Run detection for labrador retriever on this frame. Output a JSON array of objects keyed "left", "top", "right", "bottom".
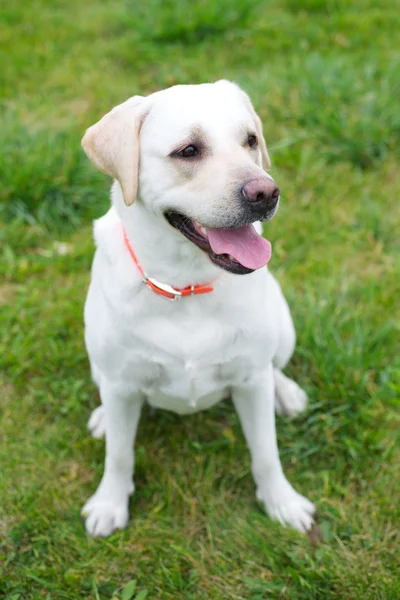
[{"left": 81, "top": 80, "right": 315, "bottom": 537}]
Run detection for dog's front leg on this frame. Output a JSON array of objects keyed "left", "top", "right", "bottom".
[
  {"left": 82, "top": 383, "right": 144, "bottom": 537},
  {"left": 232, "top": 364, "right": 315, "bottom": 532}
]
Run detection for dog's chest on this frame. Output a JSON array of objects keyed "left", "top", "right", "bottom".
[
  {"left": 135, "top": 356, "right": 249, "bottom": 414},
  {"left": 120, "top": 312, "right": 263, "bottom": 409},
  {"left": 135, "top": 353, "right": 250, "bottom": 391}
]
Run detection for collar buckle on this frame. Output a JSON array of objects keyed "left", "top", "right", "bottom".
[
  {"left": 123, "top": 225, "right": 213, "bottom": 300},
  {"left": 143, "top": 275, "right": 182, "bottom": 301}
]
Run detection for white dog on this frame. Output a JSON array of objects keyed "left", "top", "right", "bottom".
[{"left": 81, "top": 80, "right": 315, "bottom": 537}]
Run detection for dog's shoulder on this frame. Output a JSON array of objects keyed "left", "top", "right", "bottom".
[{"left": 93, "top": 207, "right": 124, "bottom": 265}]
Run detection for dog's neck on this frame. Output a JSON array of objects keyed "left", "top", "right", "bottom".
[{"left": 112, "top": 182, "right": 222, "bottom": 288}]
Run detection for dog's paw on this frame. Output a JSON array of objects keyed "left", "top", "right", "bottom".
[
  {"left": 274, "top": 371, "right": 308, "bottom": 417},
  {"left": 88, "top": 405, "right": 105, "bottom": 439},
  {"left": 81, "top": 494, "right": 129, "bottom": 537},
  {"left": 257, "top": 480, "right": 315, "bottom": 533}
]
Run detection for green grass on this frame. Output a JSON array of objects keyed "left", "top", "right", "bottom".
[{"left": 0, "top": 0, "right": 399, "bottom": 598}]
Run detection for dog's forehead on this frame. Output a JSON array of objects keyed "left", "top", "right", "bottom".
[{"left": 146, "top": 82, "right": 252, "bottom": 135}]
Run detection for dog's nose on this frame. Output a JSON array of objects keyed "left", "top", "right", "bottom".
[{"left": 241, "top": 178, "right": 280, "bottom": 212}]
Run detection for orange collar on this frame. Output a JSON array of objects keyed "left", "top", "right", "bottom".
[{"left": 123, "top": 226, "right": 214, "bottom": 301}]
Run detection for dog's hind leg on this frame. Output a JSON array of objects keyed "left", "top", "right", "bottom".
[
  {"left": 87, "top": 362, "right": 106, "bottom": 438},
  {"left": 274, "top": 368, "right": 307, "bottom": 417},
  {"left": 88, "top": 404, "right": 106, "bottom": 439},
  {"left": 272, "top": 288, "right": 307, "bottom": 417}
]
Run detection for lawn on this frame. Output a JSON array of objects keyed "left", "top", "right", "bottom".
[{"left": 0, "top": 0, "right": 399, "bottom": 598}]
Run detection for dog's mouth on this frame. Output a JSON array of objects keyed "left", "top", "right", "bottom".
[{"left": 165, "top": 211, "right": 271, "bottom": 275}]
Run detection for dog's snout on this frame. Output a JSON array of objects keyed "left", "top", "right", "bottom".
[{"left": 241, "top": 178, "right": 280, "bottom": 212}]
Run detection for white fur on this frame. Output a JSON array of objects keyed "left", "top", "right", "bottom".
[{"left": 81, "top": 81, "right": 315, "bottom": 537}]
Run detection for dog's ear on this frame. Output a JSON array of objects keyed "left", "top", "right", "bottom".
[
  {"left": 250, "top": 106, "right": 271, "bottom": 171},
  {"left": 82, "top": 96, "right": 149, "bottom": 206},
  {"left": 239, "top": 89, "right": 271, "bottom": 171}
]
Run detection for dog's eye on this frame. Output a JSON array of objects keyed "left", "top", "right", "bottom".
[
  {"left": 177, "top": 145, "right": 199, "bottom": 158},
  {"left": 247, "top": 134, "right": 258, "bottom": 148}
]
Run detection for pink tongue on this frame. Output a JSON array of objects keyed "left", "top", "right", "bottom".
[{"left": 206, "top": 224, "right": 271, "bottom": 270}]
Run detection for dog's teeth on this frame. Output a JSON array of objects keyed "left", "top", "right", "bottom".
[{"left": 200, "top": 226, "right": 207, "bottom": 235}]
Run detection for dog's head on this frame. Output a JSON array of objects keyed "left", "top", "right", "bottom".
[{"left": 82, "top": 80, "right": 279, "bottom": 274}]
